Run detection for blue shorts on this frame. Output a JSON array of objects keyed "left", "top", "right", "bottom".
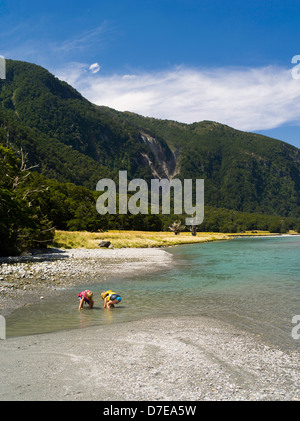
[{"left": 110, "top": 294, "right": 121, "bottom": 302}]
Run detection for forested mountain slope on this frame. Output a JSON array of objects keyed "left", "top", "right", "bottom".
[{"left": 0, "top": 59, "right": 299, "bottom": 218}]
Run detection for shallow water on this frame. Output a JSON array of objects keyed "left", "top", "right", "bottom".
[{"left": 6, "top": 236, "right": 300, "bottom": 350}]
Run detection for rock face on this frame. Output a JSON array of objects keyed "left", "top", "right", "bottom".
[{"left": 140, "top": 132, "right": 179, "bottom": 180}]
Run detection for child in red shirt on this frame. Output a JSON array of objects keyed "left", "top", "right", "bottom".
[{"left": 78, "top": 290, "right": 94, "bottom": 310}]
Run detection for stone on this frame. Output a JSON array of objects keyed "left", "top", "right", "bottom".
[{"left": 99, "top": 241, "right": 111, "bottom": 248}]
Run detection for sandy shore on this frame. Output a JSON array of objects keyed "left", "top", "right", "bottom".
[
  {"left": 0, "top": 315, "right": 299, "bottom": 401},
  {"left": 0, "top": 247, "right": 173, "bottom": 316}
]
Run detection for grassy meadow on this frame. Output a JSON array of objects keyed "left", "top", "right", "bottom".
[{"left": 50, "top": 230, "right": 284, "bottom": 250}]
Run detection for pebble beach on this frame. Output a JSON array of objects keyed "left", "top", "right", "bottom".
[
  {"left": 1, "top": 315, "right": 300, "bottom": 401},
  {"left": 0, "top": 247, "right": 300, "bottom": 401}
]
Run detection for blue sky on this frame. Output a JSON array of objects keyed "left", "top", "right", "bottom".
[{"left": 1, "top": 0, "right": 300, "bottom": 148}]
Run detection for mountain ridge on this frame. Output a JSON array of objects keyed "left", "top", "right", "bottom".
[{"left": 0, "top": 59, "right": 299, "bottom": 218}]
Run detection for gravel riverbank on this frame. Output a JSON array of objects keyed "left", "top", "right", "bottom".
[{"left": 1, "top": 315, "right": 299, "bottom": 401}]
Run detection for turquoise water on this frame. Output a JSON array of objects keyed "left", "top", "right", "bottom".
[{"left": 6, "top": 236, "right": 300, "bottom": 350}]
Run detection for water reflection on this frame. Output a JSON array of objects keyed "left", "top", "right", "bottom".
[{"left": 78, "top": 308, "right": 98, "bottom": 329}]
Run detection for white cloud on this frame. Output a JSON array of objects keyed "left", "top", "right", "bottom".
[
  {"left": 55, "top": 64, "right": 300, "bottom": 131},
  {"left": 89, "top": 62, "right": 101, "bottom": 73}
]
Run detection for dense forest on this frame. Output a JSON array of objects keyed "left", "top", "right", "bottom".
[
  {"left": 0, "top": 60, "right": 299, "bottom": 255},
  {"left": 1, "top": 144, "right": 299, "bottom": 256}
]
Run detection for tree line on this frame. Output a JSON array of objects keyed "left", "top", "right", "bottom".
[{"left": 1, "top": 145, "right": 299, "bottom": 256}]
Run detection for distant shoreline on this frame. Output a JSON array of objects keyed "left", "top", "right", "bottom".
[
  {"left": 50, "top": 229, "right": 233, "bottom": 249},
  {"left": 228, "top": 232, "right": 300, "bottom": 238},
  {"left": 49, "top": 229, "right": 300, "bottom": 250}
]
